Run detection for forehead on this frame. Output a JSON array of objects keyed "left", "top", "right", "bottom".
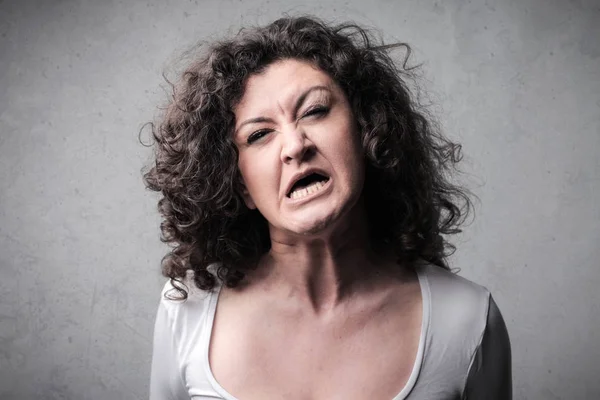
[{"left": 234, "top": 59, "right": 335, "bottom": 116}]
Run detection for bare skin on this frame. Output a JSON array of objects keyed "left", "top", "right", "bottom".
[{"left": 209, "top": 60, "right": 423, "bottom": 400}]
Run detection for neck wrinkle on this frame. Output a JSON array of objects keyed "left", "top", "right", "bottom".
[{"left": 259, "top": 204, "right": 391, "bottom": 314}]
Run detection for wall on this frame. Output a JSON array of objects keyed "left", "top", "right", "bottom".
[{"left": 1, "top": 0, "right": 599, "bottom": 399}]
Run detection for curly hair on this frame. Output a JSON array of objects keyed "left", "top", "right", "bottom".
[{"left": 143, "top": 16, "right": 472, "bottom": 297}]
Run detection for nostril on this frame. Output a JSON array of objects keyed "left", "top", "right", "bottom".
[{"left": 280, "top": 132, "right": 315, "bottom": 163}]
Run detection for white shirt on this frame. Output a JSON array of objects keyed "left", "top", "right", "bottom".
[{"left": 149, "top": 261, "right": 512, "bottom": 399}]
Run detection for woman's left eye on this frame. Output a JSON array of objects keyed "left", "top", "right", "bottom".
[{"left": 302, "top": 106, "right": 329, "bottom": 118}]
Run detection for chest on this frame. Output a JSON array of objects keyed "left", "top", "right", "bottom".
[{"left": 208, "top": 293, "right": 423, "bottom": 400}]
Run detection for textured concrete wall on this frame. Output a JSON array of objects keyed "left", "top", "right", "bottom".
[{"left": 1, "top": 0, "right": 598, "bottom": 399}]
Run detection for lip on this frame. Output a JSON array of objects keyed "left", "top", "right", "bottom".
[
  {"left": 284, "top": 168, "right": 331, "bottom": 199},
  {"left": 285, "top": 175, "right": 333, "bottom": 205}
]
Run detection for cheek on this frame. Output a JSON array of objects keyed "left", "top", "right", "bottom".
[
  {"left": 337, "top": 132, "right": 365, "bottom": 188},
  {"left": 237, "top": 157, "right": 249, "bottom": 184},
  {"left": 238, "top": 153, "right": 277, "bottom": 198},
  {"left": 238, "top": 156, "right": 258, "bottom": 194},
  {"left": 330, "top": 123, "right": 363, "bottom": 167}
]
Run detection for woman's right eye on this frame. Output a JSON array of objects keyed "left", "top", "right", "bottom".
[{"left": 247, "top": 129, "right": 271, "bottom": 144}]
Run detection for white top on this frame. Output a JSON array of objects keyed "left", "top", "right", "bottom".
[{"left": 149, "top": 262, "right": 512, "bottom": 400}]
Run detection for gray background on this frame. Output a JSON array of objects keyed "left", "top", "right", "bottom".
[{"left": 1, "top": 0, "right": 599, "bottom": 399}]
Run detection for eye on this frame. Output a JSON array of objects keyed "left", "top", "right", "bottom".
[
  {"left": 302, "top": 105, "right": 329, "bottom": 119},
  {"left": 247, "top": 129, "right": 272, "bottom": 144}
]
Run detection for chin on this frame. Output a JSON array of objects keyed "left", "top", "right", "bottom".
[
  {"left": 286, "top": 207, "right": 346, "bottom": 237},
  {"left": 274, "top": 191, "right": 364, "bottom": 238},
  {"left": 293, "top": 220, "right": 333, "bottom": 236}
]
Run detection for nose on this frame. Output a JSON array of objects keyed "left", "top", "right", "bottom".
[{"left": 280, "top": 125, "right": 314, "bottom": 164}]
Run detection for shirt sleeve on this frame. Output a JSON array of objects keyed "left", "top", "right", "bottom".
[
  {"left": 462, "top": 294, "right": 512, "bottom": 400},
  {"left": 149, "top": 297, "right": 190, "bottom": 400}
]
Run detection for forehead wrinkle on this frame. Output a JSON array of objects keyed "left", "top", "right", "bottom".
[
  {"left": 241, "top": 84, "right": 331, "bottom": 121},
  {"left": 277, "top": 99, "right": 285, "bottom": 116},
  {"left": 234, "top": 61, "right": 338, "bottom": 134}
]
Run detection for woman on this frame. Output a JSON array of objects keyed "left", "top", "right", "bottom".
[{"left": 145, "top": 16, "right": 512, "bottom": 400}]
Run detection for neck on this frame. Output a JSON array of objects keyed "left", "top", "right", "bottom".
[{"left": 256, "top": 203, "right": 395, "bottom": 314}]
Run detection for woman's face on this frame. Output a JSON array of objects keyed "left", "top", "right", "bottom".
[{"left": 233, "top": 59, "right": 365, "bottom": 237}]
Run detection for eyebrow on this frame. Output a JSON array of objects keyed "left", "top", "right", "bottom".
[{"left": 235, "top": 85, "right": 331, "bottom": 134}]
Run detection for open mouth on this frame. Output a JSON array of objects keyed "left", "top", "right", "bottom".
[{"left": 287, "top": 173, "right": 330, "bottom": 200}]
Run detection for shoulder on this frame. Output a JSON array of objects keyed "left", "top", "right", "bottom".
[
  {"left": 416, "top": 261, "right": 498, "bottom": 351},
  {"left": 156, "top": 270, "right": 218, "bottom": 334},
  {"left": 151, "top": 271, "right": 219, "bottom": 399},
  {"left": 411, "top": 261, "right": 512, "bottom": 394},
  {"left": 418, "top": 261, "right": 491, "bottom": 322}
]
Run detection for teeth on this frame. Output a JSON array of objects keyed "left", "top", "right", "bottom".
[{"left": 290, "top": 180, "right": 326, "bottom": 200}]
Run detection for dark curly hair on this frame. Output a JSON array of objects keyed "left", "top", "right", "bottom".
[{"left": 143, "top": 16, "right": 472, "bottom": 297}]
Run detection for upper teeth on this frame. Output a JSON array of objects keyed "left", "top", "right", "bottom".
[{"left": 290, "top": 180, "right": 326, "bottom": 199}]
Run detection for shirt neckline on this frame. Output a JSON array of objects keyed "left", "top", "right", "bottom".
[{"left": 202, "top": 263, "right": 431, "bottom": 400}]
